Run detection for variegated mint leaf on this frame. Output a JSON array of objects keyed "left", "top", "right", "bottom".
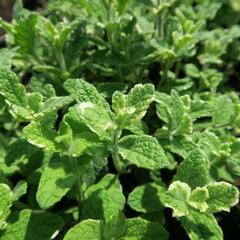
[
  {"left": 164, "top": 181, "right": 191, "bottom": 217},
  {"left": 112, "top": 84, "right": 154, "bottom": 127},
  {"left": 206, "top": 182, "right": 239, "bottom": 213}
]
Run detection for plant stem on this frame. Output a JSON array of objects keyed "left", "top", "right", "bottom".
[
  {"left": 0, "top": 133, "right": 8, "bottom": 149},
  {"left": 68, "top": 145, "right": 83, "bottom": 206},
  {"left": 58, "top": 50, "right": 67, "bottom": 72},
  {"left": 112, "top": 127, "right": 123, "bottom": 172},
  {"left": 158, "top": 60, "right": 171, "bottom": 89},
  {"left": 75, "top": 176, "right": 83, "bottom": 204},
  {"left": 157, "top": 0, "right": 164, "bottom": 38},
  {"left": 175, "top": 61, "right": 181, "bottom": 77}
]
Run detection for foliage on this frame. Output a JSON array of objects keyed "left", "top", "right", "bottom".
[{"left": 0, "top": 0, "right": 240, "bottom": 239}]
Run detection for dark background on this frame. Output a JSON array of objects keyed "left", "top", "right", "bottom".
[{"left": 0, "top": 0, "right": 47, "bottom": 36}]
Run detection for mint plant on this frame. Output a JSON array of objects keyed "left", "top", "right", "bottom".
[{"left": 0, "top": 0, "right": 240, "bottom": 239}]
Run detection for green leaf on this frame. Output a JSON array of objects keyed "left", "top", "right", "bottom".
[
  {"left": 212, "top": 95, "right": 235, "bottom": 126},
  {"left": 165, "top": 181, "right": 191, "bottom": 217},
  {"left": 81, "top": 174, "right": 125, "bottom": 220},
  {"left": 226, "top": 141, "right": 240, "bottom": 176},
  {"left": 36, "top": 156, "right": 78, "bottom": 209},
  {"left": 1, "top": 209, "right": 64, "bottom": 240},
  {"left": 155, "top": 90, "right": 192, "bottom": 136},
  {"left": 181, "top": 212, "right": 223, "bottom": 240},
  {"left": 63, "top": 219, "right": 102, "bottom": 240},
  {"left": 112, "top": 84, "right": 154, "bottom": 127},
  {"left": 154, "top": 92, "right": 171, "bottom": 124},
  {"left": 185, "top": 64, "right": 200, "bottom": 78},
  {"left": 40, "top": 96, "right": 73, "bottom": 114},
  {"left": 59, "top": 113, "right": 109, "bottom": 158},
  {"left": 128, "top": 182, "right": 166, "bottom": 213},
  {"left": 12, "top": 181, "right": 27, "bottom": 201},
  {"left": 189, "top": 187, "right": 209, "bottom": 212},
  {"left": 64, "top": 80, "right": 115, "bottom": 140},
  {"left": 23, "top": 112, "right": 58, "bottom": 152},
  {"left": 163, "top": 135, "right": 197, "bottom": 158},
  {"left": 76, "top": 102, "right": 115, "bottom": 140},
  {"left": 5, "top": 139, "right": 41, "bottom": 166},
  {"left": 12, "top": 0, "right": 29, "bottom": 20},
  {"left": 230, "top": 0, "right": 240, "bottom": 11},
  {"left": 103, "top": 211, "right": 127, "bottom": 239},
  {"left": 0, "top": 68, "right": 28, "bottom": 118},
  {"left": 0, "top": 48, "right": 15, "bottom": 69},
  {"left": 27, "top": 92, "right": 43, "bottom": 114},
  {"left": 123, "top": 218, "right": 169, "bottom": 240},
  {"left": 94, "top": 82, "right": 128, "bottom": 98},
  {"left": 190, "top": 99, "right": 212, "bottom": 120},
  {"left": 175, "top": 149, "right": 210, "bottom": 189},
  {"left": 125, "top": 120, "right": 148, "bottom": 135},
  {"left": 206, "top": 182, "right": 239, "bottom": 213},
  {"left": 14, "top": 14, "right": 39, "bottom": 55},
  {"left": 0, "top": 184, "right": 13, "bottom": 230},
  {"left": 64, "top": 78, "right": 112, "bottom": 114},
  {"left": 118, "top": 135, "right": 170, "bottom": 170}
]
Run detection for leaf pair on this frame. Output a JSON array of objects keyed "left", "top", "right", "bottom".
[
  {"left": 64, "top": 211, "right": 168, "bottom": 240},
  {"left": 165, "top": 181, "right": 239, "bottom": 240}
]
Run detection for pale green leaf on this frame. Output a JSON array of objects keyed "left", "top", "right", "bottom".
[
  {"left": 206, "top": 182, "right": 239, "bottom": 213},
  {"left": 112, "top": 84, "right": 154, "bottom": 127},
  {"left": 189, "top": 187, "right": 209, "bottom": 212},
  {"left": 165, "top": 181, "right": 191, "bottom": 217}
]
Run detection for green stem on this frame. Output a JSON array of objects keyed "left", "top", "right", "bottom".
[
  {"left": 75, "top": 177, "right": 83, "bottom": 204},
  {"left": 156, "top": 0, "right": 164, "bottom": 38},
  {"left": 68, "top": 146, "right": 83, "bottom": 206},
  {"left": 112, "top": 127, "right": 123, "bottom": 172},
  {"left": 0, "top": 133, "right": 8, "bottom": 149},
  {"left": 175, "top": 61, "right": 181, "bottom": 77},
  {"left": 58, "top": 50, "right": 67, "bottom": 72},
  {"left": 158, "top": 60, "right": 171, "bottom": 89},
  {"left": 101, "top": 0, "right": 111, "bottom": 21}
]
